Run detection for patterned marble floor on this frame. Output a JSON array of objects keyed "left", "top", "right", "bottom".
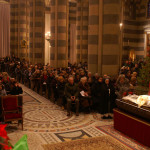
[{"left": 7, "top": 84, "right": 149, "bottom": 150}]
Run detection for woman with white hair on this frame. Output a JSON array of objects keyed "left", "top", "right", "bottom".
[
  {"left": 78, "top": 77, "right": 91, "bottom": 113},
  {"left": 115, "top": 74, "right": 130, "bottom": 99}
]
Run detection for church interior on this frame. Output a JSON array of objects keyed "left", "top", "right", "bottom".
[{"left": 0, "top": 0, "right": 150, "bottom": 149}]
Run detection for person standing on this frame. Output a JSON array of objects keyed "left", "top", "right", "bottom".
[
  {"left": 91, "top": 77, "right": 103, "bottom": 113},
  {"left": 101, "top": 78, "right": 116, "bottom": 119}
]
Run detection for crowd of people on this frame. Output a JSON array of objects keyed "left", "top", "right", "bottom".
[
  {"left": 0, "top": 55, "right": 144, "bottom": 119},
  {"left": 0, "top": 72, "right": 23, "bottom": 96}
]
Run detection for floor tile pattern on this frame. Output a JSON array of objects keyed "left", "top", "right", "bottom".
[{"left": 7, "top": 84, "right": 149, "bottom": 150}]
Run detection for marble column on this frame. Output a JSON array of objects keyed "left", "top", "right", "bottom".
[
  {"left": 10, "top": 0, "right": 18, "bottom": 56},
  {"left": 102, "top": 0, "right": 121, "bottom": 75},
  {"left": 10, "top": 0, "right": 30, "bottom": 60},
  {"left": 30, "top": 0, "right": 45, "bottom": 64},
  {"left": 88, "top": 0, "right": 99, "bottom": 73},
  {"left": 76, "top": 0, "right": 88, "bottom": 64},
  {"left": 50, "top": 0, "right": 68, "bottom": 68},
  {"left": 81, "top": 0, "right": 88, "bottom": 63},
  {"left": 76, "top": 0, "right": 82, "bottom": 63}
]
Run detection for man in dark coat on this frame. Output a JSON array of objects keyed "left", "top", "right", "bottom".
[
  {"left": 24, "top": 68, "right": 32, "bottom": 88},
  {"left": 10, "top": 82, "right": 23, "bottom": 95},
  {"left": 57, "top": 76, "right": 66, "bottom": 108},
  {"left": 91, "top": 77, "right": 103, "bottom": 113},
  {"left": 15, "top": 65, "right": 21, "bottom": 82},
  {"left": 32, "top": 69, "right": 41, "bottom": 93},
  {"left": 47, "top": 72, "right": 54, "bottom": 99},
  {"left": 65, "top": 76, "right": 79, "bottom": 116}
]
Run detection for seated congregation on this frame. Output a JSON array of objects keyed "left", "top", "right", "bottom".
[{"left": 0, "top": 56, "right": 142, "bottom": 119}]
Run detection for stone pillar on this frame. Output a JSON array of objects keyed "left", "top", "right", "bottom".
[
  {"left": 88, "top": 0, "right": 99, "bottom": 73},
  {"left": 88, "top": 0, "right": 121, "bottom": 75},
  {"left": 10, "top": 0, "right": 45, "bottom": 64},
  {"left": 29, "top": 0, "right": 34, "bottom": 63},
  {"left": 31, "top": 0, "right": 45, "bottom": 64},
  {"left": 76, "top": 0, "right": 88, "bottom": 64},
  {"left": 10, "top": 0, "right": 18, "bottom": 56},
  {"left": 102, "top": 0, "right": 121, "bottom": 75},
  {"left": 50, "top": 0, "right": 68, "bottom": 68},
  {"left": 82, "top": 0, "right": 88, "bottom": 63},
  {"left": 76, "top": 0, "right": 82, "bottom": 63},
  {"left": 68, "top": 2, "right": 77, "bottom": 62},
  {"left": 10, "top": 0, "right": 30, "bottom": 60},
  {"left": 18, "top": 0, "right": 30, "bottom": 60},
  {"left": 50, "top": 0, "right": 56, "bottom": 67}
]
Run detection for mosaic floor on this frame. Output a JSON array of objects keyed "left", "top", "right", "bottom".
[{"left": 7, "top": 84, "right": 149, "bottom": 150}]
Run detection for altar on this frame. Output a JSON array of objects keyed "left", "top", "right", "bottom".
[{"left": 114, "top": 95, "right": 150, "bottom": 147}]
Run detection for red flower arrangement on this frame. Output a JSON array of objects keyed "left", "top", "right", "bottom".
[
  {"left": 0, "top": 124, "right": 12, "bottom": 150},
  {"left": 0, "top": 124, "right": 29, "bottom": 150}
]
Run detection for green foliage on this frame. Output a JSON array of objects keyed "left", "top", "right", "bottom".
[
  {"left": 13, "top": 135, "right": 29, "bottom": 150},
  {"left": 137, "top": 57, "right": 150, "bottom": 87},
  {"left": 0, "top": 136, "right": 5, "bottom": 144},
  {"left": 135, "top": 86, "right": 149, "bottom": 95}
]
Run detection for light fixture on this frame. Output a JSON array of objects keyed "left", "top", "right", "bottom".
[
  {"left": 45, "top": 31, "right": 51, "bottom": 43},
  {"left": 119, "top": 23, "right": 123, "bottom": 31},
  {"left": 119, "top": 23, "right": 123, "bottom": 27}
]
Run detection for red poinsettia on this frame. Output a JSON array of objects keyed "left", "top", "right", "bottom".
[
  {"left": 3, "top": 145, "right": 12, "bottom": 150},
  {"left": 0, "top": 124, "right": 9, "bottom": 140},
  {"left": 0, "top": 124, "right": 12, "bottom": 150}
]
